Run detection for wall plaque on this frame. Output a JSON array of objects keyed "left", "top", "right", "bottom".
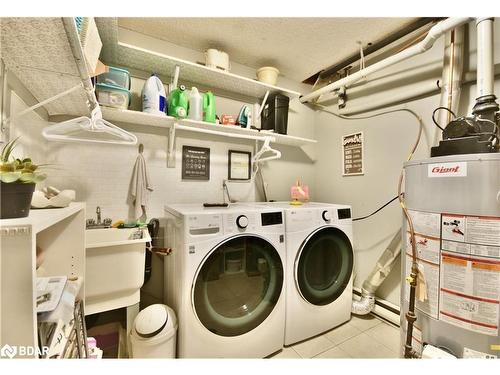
[
  {"left": 342, "top": 132, "right": 364, "bottom": 176},
  {"left": 182, "top": 145, "right": 210, "bottom": 180}
]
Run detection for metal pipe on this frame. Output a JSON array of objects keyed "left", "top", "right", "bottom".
[
  {"left": 476, "top": 18, "right": 495, "bottom": 97},
  {"left": 338, "top": 79, "right": 439, "bottom": 116},
  {"left": 300, "top": 17, "right": 473, "bottom": 104},
  {"left": 447, "top": 30, "right": 456, "bottom": 123},
  {"left": 333, "top": 64, "right": 500, "bottom": 116},
  {"left": 437, "top": 27, "right": 464, "bottom": 128}
]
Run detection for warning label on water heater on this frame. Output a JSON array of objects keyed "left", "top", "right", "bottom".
[
  {"left": 405, "top": 210, "right": 500, "bottom": 336},
  {"left": 439, "top": 214, "right": 500, "bottom": 336}
]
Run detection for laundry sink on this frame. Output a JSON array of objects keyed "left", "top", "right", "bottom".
[{"left": 85, "top": 227, "right": 151, "bottom": 315}]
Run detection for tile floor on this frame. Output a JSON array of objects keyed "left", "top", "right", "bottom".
[{"left": 270, "top": 314, "right": 401, "bottom": 359}]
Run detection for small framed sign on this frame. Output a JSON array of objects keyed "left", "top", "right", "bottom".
[
  {"left": 342, "top": 132, "right": 364, "bottom": 176},
  {"left": 228, "top": 150, "right": 251, "bottom": 180},
  {"left": 182, "top": 145, "right": 210, "bottom": 180}
]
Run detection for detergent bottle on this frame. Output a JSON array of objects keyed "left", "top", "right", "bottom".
[
  {"left": 142, "top": 74, "right": 167, "bottom": 115},
  {"left": 203, "top": 91, "right": 216, "bottom": 123},
  {"left": 188, "top": 87, "right": 203, "bottom": 121},
  {"left": 168, "top": 85, "right": 189, "bottom": 119}
]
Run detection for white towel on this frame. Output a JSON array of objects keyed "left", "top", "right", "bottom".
[{"left": 130, "top": 153, "right": 153, "bottom": 220}]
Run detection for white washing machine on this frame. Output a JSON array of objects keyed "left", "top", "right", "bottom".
[
  {"left": 256, "top": 202, "right": 354, "bottom": 346},
  {"left": 163, "top": 203, "right": 286, "bottom": 358}
]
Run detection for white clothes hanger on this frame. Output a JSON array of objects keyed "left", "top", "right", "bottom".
[
  {"left": 252, "top": 136, "right": 281, "bottom": 164},
  {"left": 41, "top": 81, "right": 137, "bottom": 145},
  {"left": 42, "top": 105, "right": 137, "bottom": 145},
  {"left": 6, "top": 80, "right": 137, "bottom": 145}
]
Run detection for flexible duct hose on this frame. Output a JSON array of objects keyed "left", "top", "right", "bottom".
[{"left": 352, "top": 231, "right": 402, "bottom": 315}]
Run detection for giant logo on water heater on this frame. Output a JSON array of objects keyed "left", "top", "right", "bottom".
[{"left": 428, "top": 162, "right": 467, "bottom": 177}]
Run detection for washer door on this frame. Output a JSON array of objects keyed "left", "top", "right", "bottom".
[
  {"left": 192, "top": 235, "right": 284, "bottom": 337},
  {"left": 296, "top": 227, "right": 353, "bottom": 306}
]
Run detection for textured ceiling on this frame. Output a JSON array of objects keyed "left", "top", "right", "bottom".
[{"left": 118, "top": 17, "right": 417, "bottom": 82}]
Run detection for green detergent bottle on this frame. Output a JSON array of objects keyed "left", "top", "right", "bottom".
[
  {"left": 203, "top": 91, "right": 216, "bottom": 123},
  {"left": 168, "top": 85, "right": 188, "bottom": 119}
]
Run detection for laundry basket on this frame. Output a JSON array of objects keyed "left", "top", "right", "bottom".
[{"left": 130, "top": 304, "right": 177, "bottom": 358}]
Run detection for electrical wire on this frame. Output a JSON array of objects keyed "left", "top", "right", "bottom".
[
  {"left": 431, "top": 106, "right": 457, "bottom": 131},
  {"left": 313, "top": 102, "right": 423, "bottom": 358},
  {"left": 352, "top": 195, "right": 400, "bottom": 221}
]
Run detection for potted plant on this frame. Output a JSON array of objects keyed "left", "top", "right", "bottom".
[{"left": 0, "top": 137, "right": 47, "bottom": 219}]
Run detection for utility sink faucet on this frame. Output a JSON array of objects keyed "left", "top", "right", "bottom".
[
  {"left": 96, "top": 206, "right": 102, "bottom": 225},
  {"left": 86, "top": 206, "right": 112, "bottom": 229}
]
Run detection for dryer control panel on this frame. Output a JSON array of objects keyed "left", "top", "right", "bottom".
[
  {"left": 188, "top": 214, "right": 222, "bottom": 235},
  {"left": 224, "top": 213, "right": 258, "bottom": 234}
]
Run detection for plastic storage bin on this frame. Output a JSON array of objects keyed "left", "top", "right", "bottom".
[
  {"left": 261, "top": 93, "right": 289, "bottom": 134},
  {"left": 130, "top": 304, "right": 177, "bottom": 358},
  {"left": 96, "top": 83, "right": 131, "bottom": 109},
  {"left": 97, "top": 66, "right": 131, "bottom": 90}
]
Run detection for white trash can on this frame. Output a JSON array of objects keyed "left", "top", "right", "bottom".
[{"left": 130, "top": 304, "right": 177, "bottom": 358}]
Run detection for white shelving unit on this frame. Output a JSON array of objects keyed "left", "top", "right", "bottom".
[
  {"left": 0, "top": 203, "right": 86, "bottom": 358},
  {"left": 114, "top": 40, "right": 301, "bottom": 100},
  {"left": 101, "top": 107, "right": 317, "bottom": 166},
  {"left": 101, "top": 107, "right": 317, "bottom": 147}
]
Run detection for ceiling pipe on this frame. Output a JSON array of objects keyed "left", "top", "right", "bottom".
[
  {"left": 304, "top": 18, "right": 441, "bottom": 85},
  {"left": 322, "top": 64, "right": 500, "bottom": 116},
  {"left": 472, "top": 18, "right": 499, "bottom": 123},
  {"left": 437, "top": 27, "right": 465, "bottom": 131},
  {"left": 476, "top": 18, "right": 495, "bottom": 98},
  {"left": 338, "top": 79, "right": 439, "bottom": 116},
  {"left": 300, "top": 17, "right": 473, "bottom": 104}
]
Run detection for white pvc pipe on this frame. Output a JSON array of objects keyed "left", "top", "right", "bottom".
[
  {"left": 300, "top": 17, "right": 473, "bottom": 104},
  {"left": 352, "top": 231, "right": 401, "bottom": 315},
  {"left": 317, "top": 61, "right": 442, "bottom": 104},
  {"left": 476, "top": 18, "right": 495, "bottom": 97}
]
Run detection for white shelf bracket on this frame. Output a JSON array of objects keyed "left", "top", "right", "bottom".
[{"left": 167, "top": 123, "right": 177, "bottom": 168}]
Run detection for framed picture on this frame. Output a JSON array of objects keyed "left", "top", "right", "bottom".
[
  {"left": 228, "top": 150, "right": 251, "bottom": 180},
  {"left": 342, "top": 131, "right": 364, "bottom": 176},
  {"left": 182, "top": 145, "right": 210, "bottom": 180}
]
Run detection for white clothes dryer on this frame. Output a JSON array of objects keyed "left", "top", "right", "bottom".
[
  {"left": 163, "top": 203, "right": 286, "bottom": 358},
  {"left": 257, "top": 202, "right": 354, "bottom": 346}
]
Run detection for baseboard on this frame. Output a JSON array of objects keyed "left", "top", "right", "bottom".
[{"left": 352, "top": 287, "right": 400, "bottom": 326}]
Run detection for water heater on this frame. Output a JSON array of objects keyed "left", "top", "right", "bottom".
[{"left": 400, "top": 153, "right": 500, "bottom": 358}]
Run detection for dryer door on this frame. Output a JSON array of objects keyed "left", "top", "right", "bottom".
[
  {"left": 192, "top": 235, "right": 284, "bottom": 337},
  {"left": 295, "top": 226, "right": 353, "bottom": 306}
]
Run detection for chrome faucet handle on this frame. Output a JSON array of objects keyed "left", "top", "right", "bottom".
[
  {"left": 86, "top": 218, "right": 95, "bottom": 225},
  {"left": 103, "top": 218, "right": 112, "bottom": 227}
]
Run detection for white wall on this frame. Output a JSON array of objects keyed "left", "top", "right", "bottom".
[{"left": 314, "top": 19, "right": 500, "bottom": 306}]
